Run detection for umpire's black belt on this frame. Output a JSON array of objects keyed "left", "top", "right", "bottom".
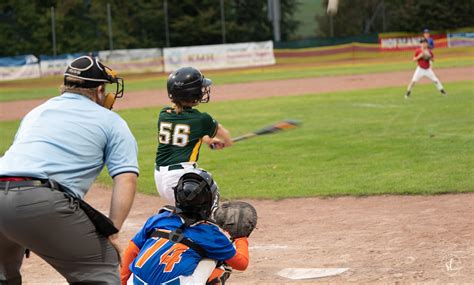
[
  {"left": 0, "top": 177, "right": 118, "bottom": 237},
  {"left": 0, "top": 178, "right": 62, "bottom": 191}
]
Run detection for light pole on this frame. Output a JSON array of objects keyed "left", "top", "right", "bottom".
[
  {"left": 164, "top": 0, "right": 170, "bottom": 47},
  {"left": 107, "top": 3, "right": 114, "bottom": 51},
  {"left": 51, "top": 6, "right": 57, "bottom": 56},
  {"left": 220, "top": 0, "right": 226, "bottom": 43},
  {"left": 268, "top": 0, "right": 281, "bottom": 42},
  {"left": 329, "top": 15, "right": 334, "bottom": 37}
]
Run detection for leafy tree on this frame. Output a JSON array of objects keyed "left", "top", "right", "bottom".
[
  {"left": 0, "top": 0, "right": 299, "bottom": 57},
  {"left": 316, "top": 0, "right": 384, "bottom": 37},
  {"left": 386, "top": 0, "right": 474, "bottom": 32},
  {"left": 0, "top": 0, "right": 55, "bottom": 56},
  {"left": 316, "top": 0, "right": 474, "bottom": 38},
  {"left": 226, "top": 0, "right": 299, "bottom": 43},
  {"left": 168, "top": 0, "right": 222, "bottom": 46},
  {"left": 166, "top": 0, "right": 299, "bottom": 46}
]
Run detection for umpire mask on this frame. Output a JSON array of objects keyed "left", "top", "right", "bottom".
[{"left": 64, "top": 56, "right": 124, "bottom": 109}]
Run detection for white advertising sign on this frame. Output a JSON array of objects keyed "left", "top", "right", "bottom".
[
  {"left": 163, "top": 41, "right": 276, "bottom": 72},
  {"left": 39, "top": 56, "right": 76, "bottom": 77},
  {"left": 99, "top": 48, "right": 163, "bottom": 73},
  {"left": 0, "top": 55, "right": 40, "bottom": 81}
]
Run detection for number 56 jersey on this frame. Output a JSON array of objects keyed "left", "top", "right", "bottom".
[
  {"left": 129, "top": 211, "right": 236, "bottom": 283},
  {"left": 155, "top": 107, "right": 218, "bottom": 168}
]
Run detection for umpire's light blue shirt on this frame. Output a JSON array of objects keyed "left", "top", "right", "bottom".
[{"left": 0, "top": 92, "right": 139, "bottom": 198}]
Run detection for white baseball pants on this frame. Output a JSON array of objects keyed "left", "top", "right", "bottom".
[
  {"left": 410, "top": 66, "right": 444, "bottom": 91},
  {"left": 154, "top": 162, "right": 197, "bottom": 204},
  {"left": 128, "top": 258, "right": 216, "bottom": 284}
]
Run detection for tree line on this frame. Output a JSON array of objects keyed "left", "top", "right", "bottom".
[
  {"left": 316, "top": 0, "right": 473, "bottom": 37},
  {"left": 0, "top": 0, "right": 472, "bottom": 57},
  {"left": 0, "top": 0, "right": 298, "bottom": 57}
]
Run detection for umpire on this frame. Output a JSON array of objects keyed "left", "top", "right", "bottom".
[{"left": 0, "top": 56, "right": 139, "bottom": 284}]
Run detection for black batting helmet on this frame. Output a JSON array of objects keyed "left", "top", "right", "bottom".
[
  {"left": 174, "top": 169, "right": 219, "bottom": 222},
  {"left": 167, "top": 67, "right": 212, "bottom": 103}
]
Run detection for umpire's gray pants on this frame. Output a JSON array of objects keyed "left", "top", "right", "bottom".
[{"left": 0, "top": 186, "right": 119, "bottom": 284}]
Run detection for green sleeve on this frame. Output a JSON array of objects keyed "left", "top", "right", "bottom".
[{"left": 201, "top": 112, "right": 219, "bottom": 138}]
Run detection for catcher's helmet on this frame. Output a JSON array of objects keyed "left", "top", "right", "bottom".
[
  {"left": 167, "top": 67, "right": 212, "bottom": 103},
  {"left": 174, "top": 169, "right": 219, "bottom": 221}
]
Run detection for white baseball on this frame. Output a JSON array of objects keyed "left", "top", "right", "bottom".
[{"left": 327, "top": 0, "right": 339, "bottom": 16}]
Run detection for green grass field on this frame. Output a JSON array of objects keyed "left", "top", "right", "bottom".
[
  {"left": 1, "top": 81, "right": 472, "bottom": 199},
  {"left": 1, "top": 54, "right": 472, "bottom": 102}
]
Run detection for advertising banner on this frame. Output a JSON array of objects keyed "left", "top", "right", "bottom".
[
  {"left": 0, "top": 55, "right": 40, "bottom": 81},
  {"left": 39, "top": 53, "right": 86, "bottom": 77},
  {"left": 447, "top": 32, "right": 474, "bottom": 47},
  {"left": 163, "top": 41, "right": 276, "bottom": 72},
  {"left": 379, "top": 33, "right": 447, "bottom": 50},
  {"left": 98, "top": 48, "right": 163, "bottom": 73}
]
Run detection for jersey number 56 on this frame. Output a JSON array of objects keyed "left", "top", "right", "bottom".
[{"left": 159, "top": 122, "right": 190, "bottom": 147}]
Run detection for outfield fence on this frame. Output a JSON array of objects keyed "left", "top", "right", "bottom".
[
  {"left": 448, "top": 32, "right": 474, "bottom": 47},
  {"left": 1, "top": 31, "right": 473, "bottom": 82},
  {"left": 0, "top": 41, "right": 275, "bottom": 81}
]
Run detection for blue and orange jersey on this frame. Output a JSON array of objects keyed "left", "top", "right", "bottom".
[{"left": 128, "top": 210, "right": 236, "bottom": 283}]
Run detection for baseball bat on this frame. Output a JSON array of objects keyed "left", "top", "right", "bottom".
[{"left": 211, "top": 119, "right": 301, "bottom": 149}]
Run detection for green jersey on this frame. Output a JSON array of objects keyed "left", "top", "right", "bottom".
[{"left": 155, "top": 107, "right": 218, "bottom": 168}]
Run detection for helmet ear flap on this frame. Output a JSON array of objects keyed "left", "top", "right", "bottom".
[
  {"left": 174, "top": 178, "right": 185, "bottom": 208},
  {"left": 103, "top": 93, "right": 116, "bottom": 109}
]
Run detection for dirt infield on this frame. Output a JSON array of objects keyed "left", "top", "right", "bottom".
[
  {"left": 21, "top": 186, "right": 473, "bottom": 283},
  {"left": 1, "top": 66, "right": 473, "bottom": 121},
  {"left": 7, "top": 67, "right": 474, "bottom": 283}
]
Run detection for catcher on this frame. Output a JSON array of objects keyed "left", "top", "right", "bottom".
[
  {"left": 120, "top": 169, "right": 257, "bottom": 284},
  {"left": 405, "top": 38, "right": 447, "bottom": 99}
]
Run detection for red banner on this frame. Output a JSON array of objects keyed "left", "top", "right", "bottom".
[{"left": 379, "top": 34, "right": 447, "bottom": 51}]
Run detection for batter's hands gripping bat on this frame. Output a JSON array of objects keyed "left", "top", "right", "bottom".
[{"left": 211, "top": 119, "right": 301, "bottom": 149}]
